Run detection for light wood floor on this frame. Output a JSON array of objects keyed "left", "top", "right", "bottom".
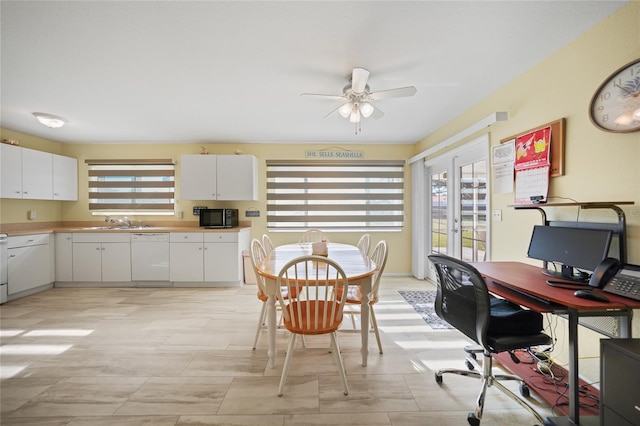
[{"left": 0, "top": 276, "right": 554, "bottom": 425}]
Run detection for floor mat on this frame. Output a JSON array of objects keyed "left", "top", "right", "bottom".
[{"left": 398, "top": 290, "right": 453, "bottom": 329}]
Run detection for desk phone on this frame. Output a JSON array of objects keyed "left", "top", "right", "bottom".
[{"left": 601, "top": 263, "right": 640, "bottom": 301}]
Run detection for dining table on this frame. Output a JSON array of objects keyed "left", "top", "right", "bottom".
[{"left": 256, "top": 242, "right": 377, "bottom": 368}]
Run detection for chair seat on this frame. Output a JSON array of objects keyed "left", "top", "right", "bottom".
[
  {"left": 487, "top": 332, "right": 552, "bottom": 354},
  {"left": 283, "top": 301, "right": 344, "bottom": 335},
  {"left": 344, "top": 286, "right": 378, "bottom": 305}
]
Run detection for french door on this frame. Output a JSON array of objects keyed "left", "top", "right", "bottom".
[{"left": 425, "top": 137, "right": 488, "bottom": 275}]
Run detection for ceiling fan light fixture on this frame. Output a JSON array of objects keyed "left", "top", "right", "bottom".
[
  {"left": 349, "top": 109, "right": 361, "bottom": 123},
  {"left": 33, "top": 112, "right": 67, "bottom": 128},
  {"left": 338, "top": 102, "right": 353, "bottom": 118},
  {"left": 360, "top": 102, "right": 374, "bottom": 118}
]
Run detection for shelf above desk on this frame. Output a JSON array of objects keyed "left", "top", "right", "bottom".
[
  {"left": 508, "top": 201, "right": 634, "bottom": 209},
  {"left": 509, "top": 201, "right": 634, "bottom": 264}
]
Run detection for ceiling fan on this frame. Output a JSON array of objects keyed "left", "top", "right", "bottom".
[{"left": 301, "top": 67, "right": 417, "bottom": 134}]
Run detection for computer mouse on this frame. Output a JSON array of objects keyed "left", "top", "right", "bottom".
[{"left": 573, "top": 289, "right": 610, "bottom": 302}]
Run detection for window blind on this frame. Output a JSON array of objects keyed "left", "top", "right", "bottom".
[
  {"left": 266, "top": 159, "right": 405, "bottom": 231},
  {"left": 85, "top": 159, "right": 175, "bottom": 215}
]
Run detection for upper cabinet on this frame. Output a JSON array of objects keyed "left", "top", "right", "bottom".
[
  {"left": 180, "top": 154, "right": 258, "bottom": 201},
  {"left": 53, "top": 154, "right": 78, "bottom": 201},
  {"left": 0, "top": 144, "right": 78, "bottom": 200}
]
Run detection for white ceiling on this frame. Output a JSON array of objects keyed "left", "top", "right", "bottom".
[{"left": 0, "top": 1, "right": 627, "bottom": 145}]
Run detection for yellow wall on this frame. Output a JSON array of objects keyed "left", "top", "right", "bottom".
[
  {"left": 414, "top": 2, "right": 640, "bottom": 381},
  {"left": 0, "top": 131, "right": 415, "bottom": 274}
]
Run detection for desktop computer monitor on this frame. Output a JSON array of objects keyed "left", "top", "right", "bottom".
[{"left": 527, "top": 225, "right": 613, "bottom": 282}]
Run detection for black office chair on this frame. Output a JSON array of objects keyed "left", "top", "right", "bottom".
[{"left": 427, "top": 254, "right": 552, "bottom": 426}]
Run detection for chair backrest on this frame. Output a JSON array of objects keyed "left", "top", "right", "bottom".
[
  {"left": 250, "top": 238, "right": 268, "bottom": 296},
  {"left": 262, "top": 233, "right": 275, "bottom": 255},
  {"left": 427, "top": 254, "right": 491, "bottom": 350},
  {"left": 357, "top": 234, "right": 370, "bottom": 256},
  {"left": 370, "top": 240, "right": 388, "bottom": 299},
  {"left": 276, "top": 255, "right": 348, "bottom": 333},
  {"left": 299, "top": 229, "right": 328, "bottom": 243}
]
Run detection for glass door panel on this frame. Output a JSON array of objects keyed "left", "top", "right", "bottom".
[
  {"left": 459, "top": 161, "right": 487, "bottom": 262},
  {"left": 430, "top": 170, "right": 448, "bottom": 256}
]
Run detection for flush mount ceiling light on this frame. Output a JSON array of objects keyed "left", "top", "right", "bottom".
[
  {"left": 33, "top": 112, "right": 67, "bottom": 128},
  {"left": 302, "top": 67, "right": 417, "bottom": 134}
]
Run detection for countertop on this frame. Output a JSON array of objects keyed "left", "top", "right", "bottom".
[{"left": 0, "top": 222, "right": 251, "bottom": 237}]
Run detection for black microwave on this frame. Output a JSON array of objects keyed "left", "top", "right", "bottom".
[{"left": 199, "top": 208, "right": 239, "bottom": 228}]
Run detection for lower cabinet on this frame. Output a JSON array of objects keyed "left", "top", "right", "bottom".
[
  {"left": 169, "top": 229, "right": 249, "bottom": 285},
  {"left": 8, "top": 234, "right": 52, "bottom": 295},
  {"left": 55, "top": 233, "right": 73, "bottom": 282},
  {"left": 170, "top": 233, "right": 204, "bottom": 282},
  {"left": 72, "top": 233, "right": 131, "bottom": 282}
]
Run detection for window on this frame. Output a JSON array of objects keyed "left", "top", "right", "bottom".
[
  {"left": 266, "top": 160, "right": 405, "bottom": 231},
  {"left": 86, "top": 159, "right": 175, "bottom": 215}
]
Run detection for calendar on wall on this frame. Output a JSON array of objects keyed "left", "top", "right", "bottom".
[{"left": 513, "top": 125, "right": 552, "bottom": 204}]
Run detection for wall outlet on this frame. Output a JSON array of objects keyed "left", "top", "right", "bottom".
[
  {"left": 28, "top": 210, "right": 36, "bottom": 220},
  {"left": 192, "top": 206, "right": 207, "bottom": 215},
  {"left": 492, "top": 209, "right": 502, "bottom": 222}
]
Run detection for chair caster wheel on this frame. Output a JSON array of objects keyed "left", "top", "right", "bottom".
[
  {"left": 435, "top": 373, "right": 443, "bottom": 384},
  {"left": 520, "top": 383, "right": 530, "bottom": 397},
  {"left": 467, "top": 413, "right": 480, "bottom": 426},
  {"left": 465, "top": 360, "right": 475, "bottom": 371}
]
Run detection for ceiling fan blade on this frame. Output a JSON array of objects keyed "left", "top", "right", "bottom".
[
  {"left": 323, "top": 104, "right": 346, "bottom": 119},
  {"left": 351, "top": 67, "right": 370, "bottom": 93},
  {"left": 368, "top": 86, "right": 417, "bottom": 101},
  {"left": 371, "top": 104, "right": 385, "bottom": 119},
  {"left": 301, "top": 93, "right": 346, "bottom": 101}
]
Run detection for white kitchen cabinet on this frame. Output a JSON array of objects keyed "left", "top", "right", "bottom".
[
  {"left": 22, "top": 148, "right": 53, "bottom": 199},
  {"left": 1, "top": 144, "right": 77, "bottom": 200},
  {"left": 215, "top": 155, "right": 258, "bottom": 200},
  {"left": 169, "top": 233, "right": 204, "bottom": 282},
  {"left": 55, "top": 233, "right": 73, "bottom": 282},
  {"left": 180, "top": 154, "right": 257, "bottom": 201},
  {"left": 53, "top": 154, "right": 78, "bottom": 201},
  {"left": 203, "top": 230, "right": 250, "bottom": 283},
  {"left": 7, "top": 234, "right": 52, "bottom": 295},
  {"left": 0, "top": 143, "right": 22, "bottom": 198},
  {"left": 72, "top": 233, "right": 131, "bottom": 282}
]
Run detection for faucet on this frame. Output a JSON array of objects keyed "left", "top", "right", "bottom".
[{"left": 107, "top": 216, "right": 132, "bottom": 228}]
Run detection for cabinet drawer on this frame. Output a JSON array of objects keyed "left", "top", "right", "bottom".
[
  {"left": 73, "top": 233, "right": 130, "bottom": 243},
  {"left": 8, "top": 233, "right": 50, "bottom": 248},
  {"left": 170, "top": 232, "right": 204, "bottom": 243},
  {"left": 204, "top": 232, "right": 238, "bottom": 243}
]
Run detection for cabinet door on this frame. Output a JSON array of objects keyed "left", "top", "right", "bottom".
[
  {"left": 0, "top": 143, "right": 22, "bottom": 198},
  {"left": 204, "top": 242, "right": 239, "bottom": 282},
  {"left": 170, "top": 243, "right": 204, "bottom": 281},
  {"left": 216, "top": 155, "right": 258, "bottom": 200},
  {"left": 102, "top": 243, "right": 131, "bottom": 282},
  {"left": 72, "top": 243, "right": 102, "bottom": 281},
  {"left": 55, "top": 233, "right": 73, "bottom": 282},
  {"left": 22, "top": 148, "right": 53, "bottom": 200},
  {"left": 8, "top": 244, "right": 51, "bottom": 294},
  {"left": 53, "top": 154, "right": 78, "bottom": 201},
  {"left": 180, "top": 155, "right": 217, "bottom": 200}
]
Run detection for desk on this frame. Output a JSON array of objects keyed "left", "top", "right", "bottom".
[
  {"left": 257, "top": 243, "right": 376, "bottom": 368},
  {"left": 472, "top": 261, "right": 640, "bottom": 426}
]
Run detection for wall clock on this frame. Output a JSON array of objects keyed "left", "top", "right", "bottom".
[{"left": 589, "top": 58, "right": 640, "bottom": 133}]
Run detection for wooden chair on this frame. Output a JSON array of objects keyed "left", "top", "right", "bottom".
[
  {"left": 250, "top": 238, "right": 270, "bottom": 349},
  {"left": 342, "top": 240, "right": 388, "bottom": 354},
  {"left": 262, "top": 233, "right": 275, "bottom": 255},
  {"left": 276, "top": 255, "right": 349, "bottom": 396},
  {"left": 356, "top": 233, "right": 370, "bottom": 256},
  {"left": 298, "top": 228, "right": 328, "bottom": 243}
]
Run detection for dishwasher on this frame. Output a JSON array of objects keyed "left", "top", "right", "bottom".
[{"left": 130, "top": 233, "right": 170, "bottom": 282}]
